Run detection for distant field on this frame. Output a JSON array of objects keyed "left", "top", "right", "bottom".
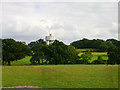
[
  {"left": 76, "top": 49, "right": 95, "bottom": 52},
  {"left": 91, "top": 52, "right": 108, "bottom": 62},
  {"left": 78, "top": 52, "right": 108, "bottom": 63},
  {"left": 11, "top": 56, "right": 31, "bottom": 66},
  {"left": 2, "top": 65, "right": 118, "bottom": 88},
  {"left": 77, "top": 49, "right": 108, "bottom": 62}
]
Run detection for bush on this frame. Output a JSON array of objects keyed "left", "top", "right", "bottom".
[
  {"left": 77, "top": 51, "right": 92, "bottom": 64},
  {"left": 92, "top": 56, "right": 105, "bottom": 64}
]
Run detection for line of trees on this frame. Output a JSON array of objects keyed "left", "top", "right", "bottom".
[
  {"left": 2, "top": 38, "right": 120, "bottom": 65},
  {"left": 70, "top": 38, "right": 119, "bottom": 52},
  {"left": 29, "top": 40, "right": 78, "bottom": 65},
  {"left": 71, "top": 38, "right": 120, "bottom": 64}
]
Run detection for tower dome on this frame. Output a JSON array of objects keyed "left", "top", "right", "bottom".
[{"left": 45, "top": 34, "right": 55, "bottom": 45}]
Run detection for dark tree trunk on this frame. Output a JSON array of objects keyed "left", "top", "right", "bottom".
[
  {"left": 2, "top": 61, "right": 4, "bottom": 65},
  {"left": 42, "top": 59, "right": 43, "bottom": 64},
  {"left": 8, "top": 61, "right": 11, "bottom": 66},
  {"left": 38, "top": 60, "right": 40, "bottom": 64}
]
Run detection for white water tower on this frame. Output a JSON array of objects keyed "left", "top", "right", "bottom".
[{"left": 45, "top": 34, "right": 56, "bottom": 45}]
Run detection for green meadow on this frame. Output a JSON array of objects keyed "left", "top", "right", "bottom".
[
  {"left": 2, "top": 65, "right": 118, "bottom": 88},
  {"left": 78, "top": 52, "right": 108, "bottom": 63}
]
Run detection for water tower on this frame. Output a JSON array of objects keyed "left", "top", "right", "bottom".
[{"left": 45, "top": 34, "right": 56, "bottom": 45}]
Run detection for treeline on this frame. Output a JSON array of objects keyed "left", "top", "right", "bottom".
[
  {"left": 70, "top": 38, "right": 120, "bottom": 52},
  {"left": 1, "top": 38, "right": 120, "bottom": 65},
  {"left": 29, "top": 40, "right": 78, "bottom": 65},
  {"left": 71, "top": 38, "right": 120, "bottom": 64}
]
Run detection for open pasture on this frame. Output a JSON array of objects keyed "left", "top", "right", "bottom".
[
  {"left": 77, "top": 49, "right": 108, "bottom": 62},
  {"left": 78, "top": 52, "right": 108, "bottom": 62},
  {"left": 91, "top": 52, "right": 108, "bottom": 62},
  {"left": 2, "top": 65, "right": 118, "bottom": 88}
]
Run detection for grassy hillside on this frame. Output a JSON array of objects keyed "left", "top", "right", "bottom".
[
  {"left": 77, "top": 49, "right": 108, "bottom": 63},
  {"left": 78, "top": 52, "right": 108, "bottom": 62},
  {"left": 11, "top": 56, "right": 31, "bottom": 66},
  {"left": 2, "top": 65, "right": 118, "bottom": 88},
  {"left": 91, "top": 52, "right": 108, "bottom": 62},
  {"left": 76, "top": 49, "right": 93, "bottom": 52}
]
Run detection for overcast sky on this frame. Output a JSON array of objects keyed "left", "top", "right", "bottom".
[{"left": 1, "top": 1, "right": 118, "bottom": 44}]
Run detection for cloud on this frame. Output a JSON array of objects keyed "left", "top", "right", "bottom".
[{"left": 1, "top": 2, "right": 118, "bottom": 44}]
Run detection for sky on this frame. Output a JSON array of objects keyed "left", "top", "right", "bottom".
[{"left": 1, "top": 1, "right": 118, "bottom": 45}]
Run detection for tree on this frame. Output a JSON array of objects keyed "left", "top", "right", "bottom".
[
  {"left": 30, "top": 40, "right": 78, "bottom": 65},
  {"left": 99, "top": 42, "right": 108, "bottom": 52},
  {"left": 28, "top": 39, "right": 46, "bottom": 51},
  {"left": 2, "top": 39, "right": 32, "bottom": 65},
  {"left": 30, "top": 51, "right": 45, "bottom": 64},
  {"left": 51, "top": 40, "right": 78, "bottom": 64},
  {"left": 30, "top": 44, "right": 48, "bottom": 64},
  {"left": 78, "top": 51, "right": 92, "bottom": 64},
  {"left": 70, "top": 38, "right": 106, "bottom": 51},
  {"left": 66, "top": 46, "right": 78, "bottom": 64},
  {"left": 107, "top": 45, "right": 120, "bottom": 64},
  {"left": 106, "top": 39, "right": 119, "bottom": 47},
  {"left": 92, "top": 56, "right": 104, "bottom": 64},
  {"left": 0, "top": 39, "right": 2, "bottom": 65}
]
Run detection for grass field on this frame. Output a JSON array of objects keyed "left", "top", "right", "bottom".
[
  {"left": 2, "top": 49, "right": 118, "bottom": 88},
  {"left": 91, "top": 52, "right": 108, "bottom": 62},
  {"left": 2, "top": 65, "right": 118, "bottom": 88},
  {"left": 76, "top": 49, "right": 95, "bottom": 52},
  {"left": 77, "top": 49, "right": 108, "bottom": 63},
  {"left": 78, "top": 52, "right": 108, "bottom": 63}
]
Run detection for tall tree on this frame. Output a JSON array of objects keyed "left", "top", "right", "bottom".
[
  {"left": 106, "top": 39, "right": 119, "bottom": 47},
  {"left": 30, "top": 40, "right": 78, "bottom": 65},
  {"left": 107, "top": 45, "right": 120, "bottom": 64},
  {"left": 28, "top": 39, "right": 46, "bottom": 51},
  {"left": 79, "top": 51, "right": 92, "bottom": 64},
  {"left": 2, "top": 39, "right": 32, "bottom": 65}
]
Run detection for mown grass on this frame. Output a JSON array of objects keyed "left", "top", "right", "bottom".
[{"left": 2, "top": 65, "right": 118, "bottom": 88}]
